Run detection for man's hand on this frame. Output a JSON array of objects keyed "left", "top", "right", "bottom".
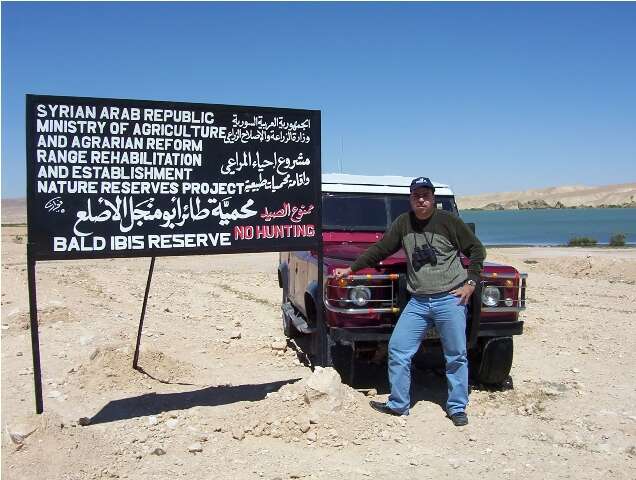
[
  {"left": 450, "top": 283, "right": 475, "bottom": 305},
  {"left": 333, "top": 267, "right": 352, "bottom": 279}
]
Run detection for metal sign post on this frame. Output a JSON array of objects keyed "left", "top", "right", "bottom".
[
  {"left": 132, "top": 257, "right": 156, "bottom": 370},
  {"left": 315, "top": 197, "right": 328, "bottom": 367},
  {"left": 27, "top": 253, "right": 44, "bottom": 414},
  {"left": 316, "top": 243, "right": 330, "bottom": 367}
]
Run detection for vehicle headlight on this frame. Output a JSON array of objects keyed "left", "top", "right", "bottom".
[
  {"left": 349, "top": 286, "right": 372, "bottom": 307},
  {"left": 482, "top": 285, "right": 501, "bottom": 307}
]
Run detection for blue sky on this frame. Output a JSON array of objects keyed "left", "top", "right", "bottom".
[{"left": 2, "top": 2, "right": 635, "bottom": 198}]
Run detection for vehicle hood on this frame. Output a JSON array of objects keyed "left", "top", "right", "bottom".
[
  {"left": 323, "top": 242, "right": 508, "bottom": 269},
  {"left": 323, "top": 243, "right": 406, "bottom": 265}
]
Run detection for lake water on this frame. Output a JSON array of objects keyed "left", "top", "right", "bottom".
[{"left": 459, "top": 208, "right": 636, "bottom": 246}]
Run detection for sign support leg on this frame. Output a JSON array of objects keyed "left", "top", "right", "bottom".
[
  {"left": 316, "top": 243, "right": 331, "bottom": 366},
  {"left": 27, "top": 256, "right": 44, "bottom": 414},
  {"left": 133, "top": 256, "right": 156, "bottom": 370}
]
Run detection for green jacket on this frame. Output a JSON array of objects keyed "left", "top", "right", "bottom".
[{"left": 350, "top": 209, "right": 486, "bottom": 295}]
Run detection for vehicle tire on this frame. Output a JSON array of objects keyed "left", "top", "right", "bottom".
[
  {"left": 282, "top": 288, "right": 300, "bottom": 339},
  {"left": 332, "top": 344, "right": 355, "bottom": 385},
  {"left": 309, "top": 303, "right": 332, "bottom": 368},
  {"left": 471, "top": 337, "right": 513, "bottom": 386}
]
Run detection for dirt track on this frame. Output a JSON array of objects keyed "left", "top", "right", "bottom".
[{"left": 2, "top": 225, "right": 635, "bottom": 479}]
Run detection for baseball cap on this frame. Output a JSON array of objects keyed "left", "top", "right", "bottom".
[{"left": 410, "top": 177, "right": 435, "bottom": 192}]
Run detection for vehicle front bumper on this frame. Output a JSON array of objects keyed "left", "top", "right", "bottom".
[{"left": 329, "top": 320, "right": 524, "bottom": 344}]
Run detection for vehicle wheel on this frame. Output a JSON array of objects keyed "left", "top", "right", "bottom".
[
  {"left": 332, "top": 344, "right": 355, "bottom": 385},
  {"left": 309, "top": 306, "right": 332, "bottom": 368},
  {"left": 282, "top": 288, "right": 299, "bottom": 339},
  {"left": 470, "top": 337, "right": 513, "bottom": 386}
]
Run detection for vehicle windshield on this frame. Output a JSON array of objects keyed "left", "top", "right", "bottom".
[{"left": 323, "top": 193, "right": 457, "bottom": 231}]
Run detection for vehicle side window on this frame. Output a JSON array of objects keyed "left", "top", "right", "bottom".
[{"left": 436, "top": 196, "right": 458, "bottom": 215}]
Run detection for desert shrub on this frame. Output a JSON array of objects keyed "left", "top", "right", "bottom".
[
  {"left": 567, "top": 237, "right": 597, "bottom": 247},
  {"left": 609, "top": 233, "right": 626, "bottom": 247}
]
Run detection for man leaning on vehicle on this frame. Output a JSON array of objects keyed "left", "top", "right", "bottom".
[{"left": 335, "top": 176, "right": 486, "bottom": 426}]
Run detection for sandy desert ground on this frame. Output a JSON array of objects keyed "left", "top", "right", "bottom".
[{"left": 2, "top": 225, "right": 635, "bottom": 480}]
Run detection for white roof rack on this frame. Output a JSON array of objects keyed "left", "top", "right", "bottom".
[{"left": 321, "top": 173, "right": 454, "bottom": 196}]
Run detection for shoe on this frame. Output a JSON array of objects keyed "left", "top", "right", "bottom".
[
  {"left": 448, "top": 411, "right": 468, "bottom": 426},
  {"left": 369, "top": 400, "right": 407, "bottom": 417}
]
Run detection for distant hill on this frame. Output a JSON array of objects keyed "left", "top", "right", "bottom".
[{"left": 457, "top": 183, "right": 636, "bottom": 211}]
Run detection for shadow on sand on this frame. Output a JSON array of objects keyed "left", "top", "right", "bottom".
[
  {"left": 87, "top": 378, "right": 301, "bottom": 425},
  {"left": 354, "top": 365, "right": 513, "bottom": 413}
]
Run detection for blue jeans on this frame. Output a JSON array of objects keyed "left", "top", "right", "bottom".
[{"left": 386, "top": 293, "right": 468, "bottom": 415}]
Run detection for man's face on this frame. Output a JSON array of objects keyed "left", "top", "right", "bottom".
[{"left": 409, "top": 187, "right": 435, "bottom": 219}]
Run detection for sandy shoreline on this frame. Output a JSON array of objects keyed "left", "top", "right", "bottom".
[{"left": 2, "top": 224, "right": 635, "bottom": 479}]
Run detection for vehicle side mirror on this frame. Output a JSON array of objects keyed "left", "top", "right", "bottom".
[{"left": 467, "top": 222, "right": 476, "bottom": 234}]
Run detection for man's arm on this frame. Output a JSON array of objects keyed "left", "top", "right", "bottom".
[
  {"left": 449, "top": 216, "right": 486, "bottom": 305},
  {"left": 454, "top": 217, "right": 486, "bottom": 283},
  {"left": 335, "top": 217, "right": 403, "bottom": 277}
]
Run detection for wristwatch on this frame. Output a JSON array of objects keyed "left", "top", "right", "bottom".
[{"left": 466, "top": 279, "right": 477, "bottom": 287}]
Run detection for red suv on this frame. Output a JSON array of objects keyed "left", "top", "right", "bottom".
[{"left": 279, "top": 174, "right": 527, "bottom": 386}]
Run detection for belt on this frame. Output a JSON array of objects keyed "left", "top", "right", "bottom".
[{"left": 411, "top": 280, "right": 466, "bottom": 299}]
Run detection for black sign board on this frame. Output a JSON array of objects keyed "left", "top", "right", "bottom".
[{"left": 26, "top": 95, "right": 321, "bottom": 260}]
